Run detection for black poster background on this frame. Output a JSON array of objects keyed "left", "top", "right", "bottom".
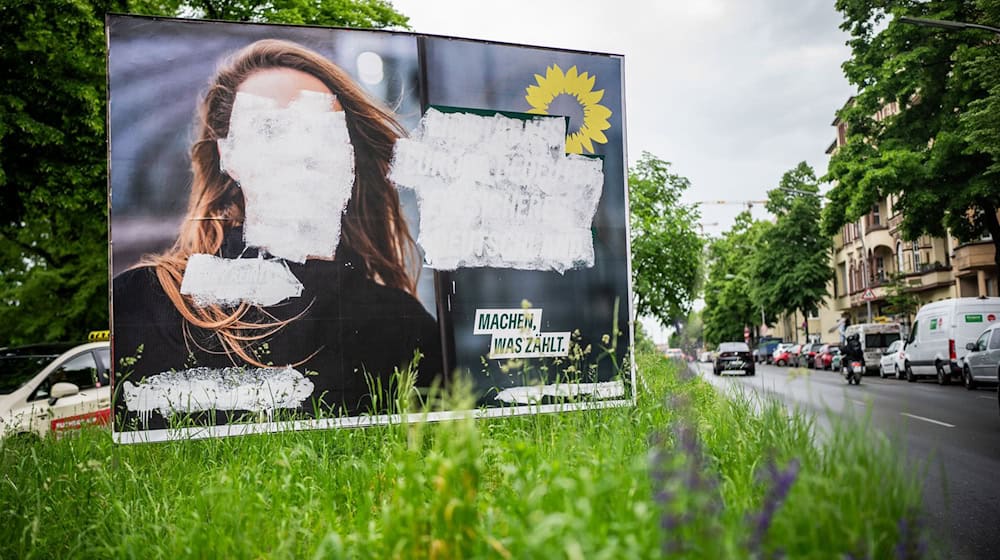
[
  {"left": 107, "top": 15, "right": 632, "bottom": 438},
  {"left": 419, "top": 37, "right": 631, "bottom": 402}
]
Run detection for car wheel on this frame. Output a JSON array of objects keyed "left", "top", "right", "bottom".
[
  {"left": 906, "top": 362, "right": 916, "bottom": 383},
  {"left": 713, "top": 367, "right": 720, "bottom": 376},
  {"left": 777, "top": 359, "right": 785, "bottom": 367},
  {"left": 936, "top": 362, "right": 950, "bottom": 386},
  {"left": 963, "top": 366, "right": 977, "bottom": 390},
  {"left": 879, "top": 364, "right": 887, "bottom": 379}
]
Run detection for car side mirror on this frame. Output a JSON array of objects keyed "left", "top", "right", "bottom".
[
  {"left": 966, "top": 342, "right": 977, "bottom": 351},
  {"left": 48, "top": 382, "right": 80, "bottom": 405}
]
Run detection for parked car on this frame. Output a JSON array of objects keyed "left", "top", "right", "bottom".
[
  {"left": 844, "top": 322, "right": 902, "bottom": 374},
  {"left": 813, "top": 344, "right": 832, "bottom": 370},
  {"left": 1, "top": 336, "right": 111, "bottom": 439},
  {"left": 962, "top": 322, "right": 1000, "bottom": 390},
  {"left": 797, "top": 342, "right": 820, "bottom": 368},
  {"left": 878, "top": 339, "right": 907, "bottom": 380},
  {"left": 757, "top": 337, "right": 783, "bottom": 364},
  {"left": 713, "top": 342, "right": 755, "bottom": 376},
  {"left": 787, "top": 344, "right": 803, "bottom": 366},
  {"left": 664, "top": 349, "right": 686, "bottom": 364},
  {"left": 830, "top": 348, "right": 844, "bottom": 372},
  {"left": 905, "top": 297, "right": 1000, "bottom": 384},
  {"left": 773, "top": 343, "right": 795, "bottom": 366}
]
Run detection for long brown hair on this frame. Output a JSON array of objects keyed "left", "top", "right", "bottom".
[{"left": 147, "top": 39, "right": 418, "bottom": 366}]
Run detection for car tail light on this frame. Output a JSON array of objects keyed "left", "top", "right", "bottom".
[{"left": 949, "top": 339, "right": 956, "bottom": 361}]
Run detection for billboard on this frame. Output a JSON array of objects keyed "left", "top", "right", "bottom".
[{"left": 108, "top": 14, "right": 633, "bottom": 442}]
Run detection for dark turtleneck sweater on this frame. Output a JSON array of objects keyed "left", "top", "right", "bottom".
[{"left": 111, "top": 228, "right": 442, "bottom": 431}]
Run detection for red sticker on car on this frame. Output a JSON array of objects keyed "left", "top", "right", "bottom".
[{"left": 50, "top": 408, "right": 111, "bottom": 433}]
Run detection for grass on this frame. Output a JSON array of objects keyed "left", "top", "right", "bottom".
[{"left": 0, "top": 352, "right": 929, "bottom": 559}]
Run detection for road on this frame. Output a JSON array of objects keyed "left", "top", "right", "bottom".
[{"left": 690, "top": 360, "right": 1000, "bottom": 560}]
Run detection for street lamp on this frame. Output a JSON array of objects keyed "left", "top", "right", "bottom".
[{"left": 897, "top": 16, "right": 1000, "bottom": 36}]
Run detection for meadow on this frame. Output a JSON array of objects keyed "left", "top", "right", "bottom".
[{"left": 0, "top": 353, "right": 929, "bottom": 559}]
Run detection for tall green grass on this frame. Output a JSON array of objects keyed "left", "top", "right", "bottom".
[{"left": 0, "top": 353, "right": 928, "bottom": 559}]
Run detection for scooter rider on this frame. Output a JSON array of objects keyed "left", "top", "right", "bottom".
[{"left": 843, "top": 333, "right": 865, "bottom": 379}]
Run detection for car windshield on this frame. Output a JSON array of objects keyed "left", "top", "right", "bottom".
[
  {"left": 865, "top": 332, "right": 901, "bottom": 348},
  {"left": 0, "top": 354, "right": 60, "bottom": 394}
]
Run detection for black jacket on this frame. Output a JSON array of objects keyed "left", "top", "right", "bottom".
[{"left": 112, "top": 232, "right": 442, "bottom": 431}]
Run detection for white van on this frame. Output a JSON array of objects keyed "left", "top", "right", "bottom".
[
  {"left": 903, "top": 297, "right": 1000, "bottom": 384},
  {"left": 843, "top": 322, "right": 902, "bottom": 373}
]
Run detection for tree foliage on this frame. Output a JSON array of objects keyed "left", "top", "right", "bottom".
[
  {"left": 823, "top": 0, "right": 1000, "bottom": 280},
  {"left": 752, "top": 163, "right": 832, "bottom": 340},
  {"left": 0, "top": 0, "right": 409, "bottom": 344},
  {"left": 702, "top": 212, "right": 771, "bottom": 347},
  {"left": 628, "top": 152, "right": 705, "bottom": 329}
]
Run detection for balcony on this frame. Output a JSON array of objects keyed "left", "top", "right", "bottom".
[
  {"left": 903, "top": 263, "right": 953, "bottom": 291},
  {"left": 953, "top": 241, "right": 995, "bottom": 274},
  {"left": 863, "top": 227, "right": 894, "bottom": 252}
]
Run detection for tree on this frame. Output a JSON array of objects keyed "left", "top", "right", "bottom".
[
  {"left": 753, "top": 163, "right": 832, "bottom": 341},
  {"left": 668, "top": 310, "right": 704, "bottom": 356},
  {"left": 628, "top": 152, "right": 705, "bottom": 329},
  {"left": 0, "top": 0, "right": 410, "bottom": 344},
  {"left": 702, "top": 212, "right": 772, "bottom": 346},
  {"left": 823, "top": 0, "right": 1000, "bottom": 282},
  {"left": 883, "top": 272, "right": 922, "bottom": 323}
]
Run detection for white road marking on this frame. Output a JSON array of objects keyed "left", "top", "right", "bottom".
[
  {"left": 978, "top": 395, "right": 995, "bottom": 401},
  {"left": 852, "top": 399, "right": 866, "bottom": 406},
  {"left": 900, "top": 412, "right": 955, "bottom": 428}
]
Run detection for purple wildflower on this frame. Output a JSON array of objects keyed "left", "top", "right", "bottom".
[
  {"left": 649, "top": 412, "right": 722, "bottom": 556},
  {"left": 894, "top": 507, "right": 928, "bottom": 559},
  {"left": 747, "top": 458, "right": 801, "bottom": 558}
]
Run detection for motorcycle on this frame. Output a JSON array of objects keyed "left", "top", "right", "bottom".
[{"left": 843, "top": 360, "right": 864, "bottom": 385}]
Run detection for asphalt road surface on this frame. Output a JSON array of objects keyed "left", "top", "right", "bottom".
[{"left": 691, "top": 360, "right": 999, "bottom": 560}]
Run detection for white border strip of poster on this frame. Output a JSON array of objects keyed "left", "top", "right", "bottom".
[{"left": 112, "top": 398, "right": 635, "bottom": 444}]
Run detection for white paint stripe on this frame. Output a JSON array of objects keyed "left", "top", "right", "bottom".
[
  {"left": 180, "top": 254, "right": 303, "bottom": 307},
  {"left": 978, "top": 395, "right": 995, "bottom": 400},
  {"left": 900, "top": 412, "right": 955, "bottom": 428},
  {"left": 852, "top": 399, "right": 866, "bottom": 406}
]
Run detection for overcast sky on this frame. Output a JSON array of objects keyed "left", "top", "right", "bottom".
[{"left": 391, "top": 0, "right": 857, "bottom": 341}]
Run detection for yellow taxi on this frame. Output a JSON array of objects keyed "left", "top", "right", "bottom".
[{"left": 0, "top": 331, "right": 111, "bottom": 439}]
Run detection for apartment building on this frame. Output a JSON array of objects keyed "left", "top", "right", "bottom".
[{"left": 816, "top": 98, "right": 998, "bottom": 338}]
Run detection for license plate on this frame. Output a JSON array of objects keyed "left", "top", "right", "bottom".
[{"left": 726, "top": 360, "right": 744, "bottom": 368}]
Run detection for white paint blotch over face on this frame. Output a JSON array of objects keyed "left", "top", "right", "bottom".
[
  {"left": 122, "top": 366, "right": 315, "bottom": 425},
  {"left": 389, "top": 108, "right": 604, "bottom": 273},
  {"left": 179, "top": 253, "right": 303, "bottom": 307},
  {"left": 218, "top": 90, "right": 355, "bottom": 263}
]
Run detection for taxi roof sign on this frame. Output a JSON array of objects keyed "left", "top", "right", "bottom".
[{"left": 88, "top": 330, "right": 110, "bottom": 342}]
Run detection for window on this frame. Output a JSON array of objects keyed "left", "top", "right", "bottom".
[
  {"left": 872, "top": 204, "right": 881, "bottom": 226},
  {"left": 94, "top": 346, "right": 111, "bottom": 386},
  {"left": 990, "top": 328, "right": 1000, "bottom": 350},
  {"left": 908, "top": 321, "right": 919, "bottom": 344},
  {"left": 976, "top": 331, "right": 990, "bottom": 352},
  {"left": 896, "top": 241, "right": 903, "bottom": 273},
  {"left": 875, "top": 256, "right": 885, "bottom": 282},
  {"left": 30, "top": 352, "right": 98, "bottom": 401}
]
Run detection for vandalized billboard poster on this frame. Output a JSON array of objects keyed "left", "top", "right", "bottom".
[{"left": 108, "top": 15, "right": 633, "bottom": 443}]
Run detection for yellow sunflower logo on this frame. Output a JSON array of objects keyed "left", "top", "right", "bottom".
[{"left": 525, "top": 64, "right": 612, "bottom": 154}]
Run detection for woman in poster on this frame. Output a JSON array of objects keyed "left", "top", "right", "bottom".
[{"left": 113, "top": 39, "right": 442, "bottom": 430}]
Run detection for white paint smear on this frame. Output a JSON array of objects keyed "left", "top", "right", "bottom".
[
  {"left": 390, "top": 108, "right": 604, "bottom": 273},
  {"left": 122, "top": 366, "right": 314, "bottom": 425},
  {"left": 180, "top": 253, "right": 303, "bottom": 307},
  {"left": 494, "top": 381, "right": 625, "bottom": 404},
  {"left": 218, "top": 90, "right": 355, "bottom": 263}
]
